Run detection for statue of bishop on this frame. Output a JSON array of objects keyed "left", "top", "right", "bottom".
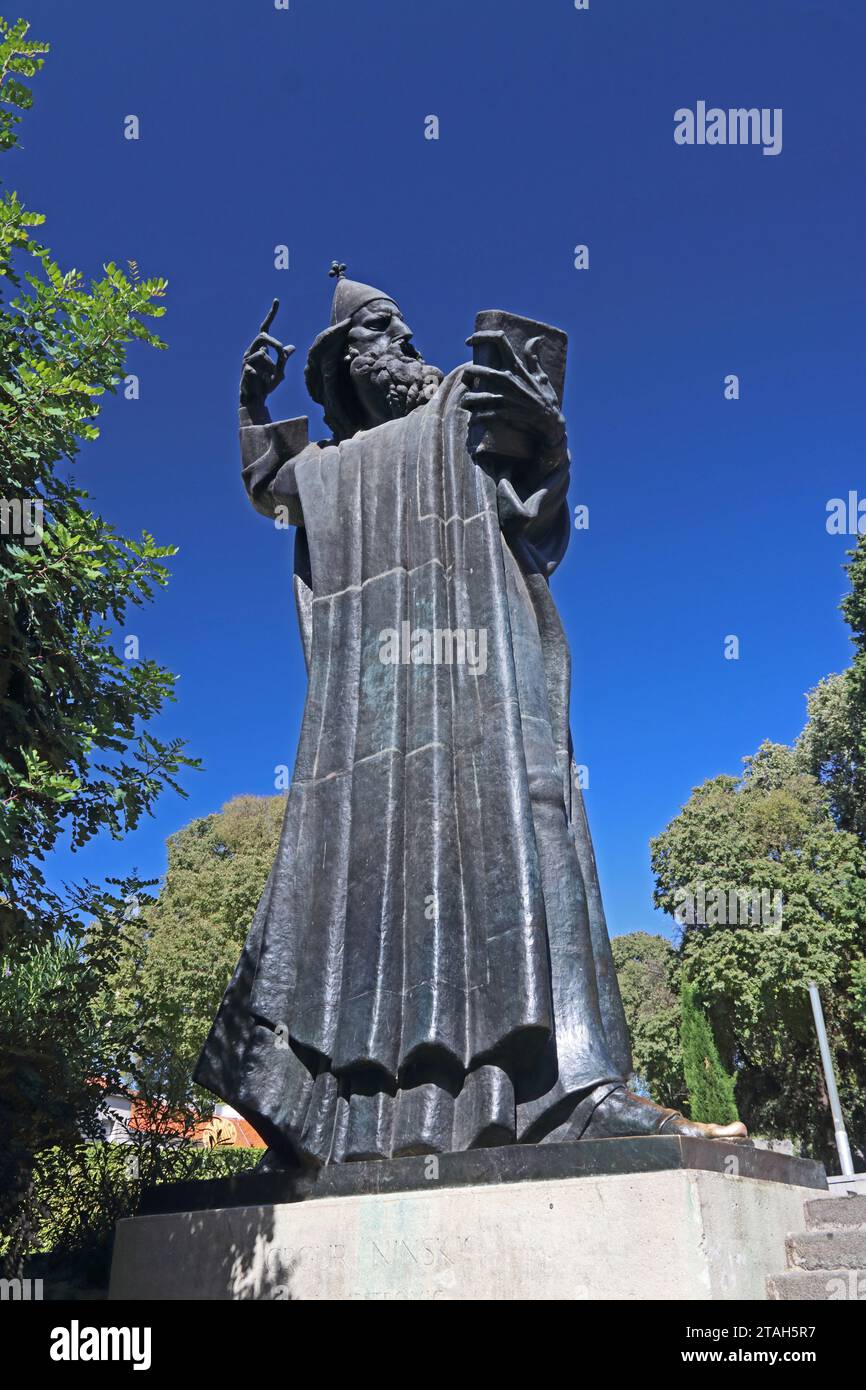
[{"left": 195, "top": 266, "right": 747, "bottom": 1166}]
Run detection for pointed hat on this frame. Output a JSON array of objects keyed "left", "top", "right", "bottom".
[
  {"left": 305, "top": 261, "right": 402, "bottom": 437},
  {"left": 327, "top": 265, "right": 399, "bottom": 325}
]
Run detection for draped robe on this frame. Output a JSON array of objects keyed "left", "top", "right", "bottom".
[{"left": 194, "top": 365, "right": 632, "bottom": 1164}]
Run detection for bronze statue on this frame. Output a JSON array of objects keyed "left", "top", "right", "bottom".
[{"left": 195, "top": 267, "right": 747, "bottom": 1166}]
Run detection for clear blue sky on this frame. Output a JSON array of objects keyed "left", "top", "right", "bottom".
[{"left": 14, "top": 0, "right": 865, "bottom": 938}]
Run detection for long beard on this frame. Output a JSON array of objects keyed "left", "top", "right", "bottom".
[{"left": 349, "top": 348, "right": 444, "bottom": 421}]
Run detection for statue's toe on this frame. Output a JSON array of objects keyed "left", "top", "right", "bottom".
[
  {"left": 659, "top": 1113, "right": 749, "bottom": 1140},
  {"left": 702, "top": 1119, "right": 748, "bottom": 1140}
]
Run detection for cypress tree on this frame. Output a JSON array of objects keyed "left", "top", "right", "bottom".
[{"left": 681, "top": 981, "right": 740, "bottom": 1124}]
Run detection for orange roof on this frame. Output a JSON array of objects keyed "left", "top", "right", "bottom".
[{"left": 119, "top": 1096, "right": 266, "bottom": 1149}]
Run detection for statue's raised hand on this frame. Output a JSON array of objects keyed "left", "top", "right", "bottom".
[
  {"left": 463, "top": 329, "right": 566, "bottom": 461},
  {"left": 240, "top": 299, "right": 295, "bottom": 425}
]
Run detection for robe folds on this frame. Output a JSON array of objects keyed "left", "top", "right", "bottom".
[{"left": 194, "top": 366, "right": 632, "bottom": 1165}]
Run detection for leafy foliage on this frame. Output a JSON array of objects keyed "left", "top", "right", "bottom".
[
  {"left": 6, "top": 1140, "right": 260, "bottom": 1295},
  {"left": 798, "top": 537, "right": 866, "bottom": 845},
  {"left": 650, "top": 742, "right": 866, "bottom": 1162},
  {"left": 0, "top": 866, "right": 244, "bottom": 1276},
  {"left": 680, "top": 979, "right": 739, "bottom": 1125},
  {"left": 611, "top": 931, "right": 684, "bottom": 1109},
  {"left": 107, "top": 795, "right": 286, "bottom": 1087},
  {"left": 0, "top": 16, "right": 46, "bottom": 152},
  {"left": 0, "top": 18, "right": 201, "bottom": 1272},
  {"left": 0, "top": 17, "right": 198, "bottom": 941},
  {"left": 0, "top": 876, "right": 150, "bottom": 1255},
  {"left": 6, "top": 792, "right": 287, "bottom": 1283}
]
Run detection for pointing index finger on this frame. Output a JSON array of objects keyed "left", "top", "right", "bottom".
[{"left": 259, "top": 298, "right": 279, "bottom": 335}]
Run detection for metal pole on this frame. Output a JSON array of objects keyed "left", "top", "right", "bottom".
[{"left": 808, "top": 982, "right": 855, "bottom": 1177}]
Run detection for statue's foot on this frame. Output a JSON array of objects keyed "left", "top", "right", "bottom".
[
  {"left": 563, "top": 1084, "right": 748, "bottom": 1143},
  {"left": 256, "top": 1147, "right": 289, "bottom": 1173}
]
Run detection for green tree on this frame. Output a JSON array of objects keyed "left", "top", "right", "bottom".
[
  {"left": 3, "top": 1138, "right": 261, "bottom": 1295},
  {"left": 108, "top": 795, "right": 286, "bottom": 1087},
  {"left": 0, "top": 874, "right": 151, "bottom": 1258},
  {"left": 611, "top": 931, "right": 684, "bottom": 1109},
  {"left": 0, "top": 18, "right": 198, "bottom": 1263},
  {"left": 680, "top": 980, "right": 739, "bottom": 1125},
  {"left": 651, "top": 742, "right": 866, "bottom": 1162},
  {"left": 0, "top": 17, "right": 197, "bottom": 941},
  {"left": 798, "top": 536, "right": 866, "bottom": 844}
]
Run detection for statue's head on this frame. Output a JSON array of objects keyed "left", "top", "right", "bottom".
[{"left": 305, "top": 264, "right": 443, "bottom": 442}]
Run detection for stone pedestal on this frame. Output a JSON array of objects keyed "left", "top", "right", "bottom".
[{"left": 109, "top": 1137, "right": 825, "bottom": 1301}]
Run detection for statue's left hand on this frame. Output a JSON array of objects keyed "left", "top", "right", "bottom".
[{"left": 463, "top": 329, "right": 566, "bottom": 460}]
